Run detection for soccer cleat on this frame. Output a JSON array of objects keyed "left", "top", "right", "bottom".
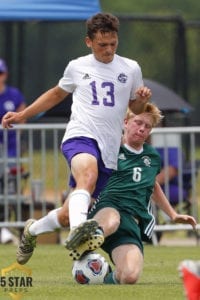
[
  {"left": 179, "top": 260, "right": 200, "bottom": 300},
  {"left": 16, "top": 219, "right": 36, "bottom": 265},
  {"left": 65, "top": 219, "right": 99, "bottom": 250},
  {"left": 68, "top": 228, "right": 104, "bottom": 260}
]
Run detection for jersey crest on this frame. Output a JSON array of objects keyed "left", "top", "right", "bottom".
[
  {"left": 142, "top": 156, "right": 151, "bottom": 167},
  {"left": 117, "top": 73, "right": 128, "bottom": 83}
]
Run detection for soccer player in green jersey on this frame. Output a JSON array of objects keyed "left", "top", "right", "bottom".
[{"left": 88, "top": 103, "right": 196, "bottom": 284}]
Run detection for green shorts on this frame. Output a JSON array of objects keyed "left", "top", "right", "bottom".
[{"left": 88, "top": 201, "right": 143, "bottom": 260}]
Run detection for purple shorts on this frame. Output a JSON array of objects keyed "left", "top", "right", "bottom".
[{"left": 61, "top": 137, "right": 113, "bottom": 198}]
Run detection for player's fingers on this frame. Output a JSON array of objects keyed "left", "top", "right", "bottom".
[
  {"left": 182, "top": 215, "right": 197, "bottom": 228},
  {"left": 188, "top": 216, "right": 197, "bottom": 229},
  {"left": 136, "top": 87, "right": 151, "bottom": 98},
  {"left": 2, "top": 113, "right": 14, "bottom": 128}
]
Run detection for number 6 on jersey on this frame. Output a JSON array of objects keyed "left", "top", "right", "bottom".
[{"left": 133, "top": 167, "right": 142, "bottom": 182}]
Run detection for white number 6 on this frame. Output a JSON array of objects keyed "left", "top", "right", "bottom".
[{"left": 133, "top": 167, "right": 142, "bottom": 182}]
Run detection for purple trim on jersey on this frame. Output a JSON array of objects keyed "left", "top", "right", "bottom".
[{"left": 61, "top": 137, "right": 113, "bottom": 198}]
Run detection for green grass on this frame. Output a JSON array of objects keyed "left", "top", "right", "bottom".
[{"left": 0, "top": 244, "right": 199, "bottom": 300}]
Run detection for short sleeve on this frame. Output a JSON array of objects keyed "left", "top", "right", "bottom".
[
  {"left": 58, "top": 61, "right": 76, "bottom": 93},
  {"left": 130, "top": 63, "right": 144, "bottom": 100}
]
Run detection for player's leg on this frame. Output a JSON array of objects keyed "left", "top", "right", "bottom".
[
  {"left": 103, "top": 212, "right": 144, "bottom": 284},
  {"left": 17, "top": 207, "right": 64, "bottom": 265},
  {"left": 61, "top": 137, "right": 112, "bottom": 250},
  {"left": 109, "top": 244, "right": 143, "bottom": 284},
  {"left": 93, "top": 207, "right": 120, "bottom": 237},
  {"left": 62, "top": 153, "right": 100, "bottom": 249},
  {"left": 69, "top": 207, "right": 120, "bottom": 260}
]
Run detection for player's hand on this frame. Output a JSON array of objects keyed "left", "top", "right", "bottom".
[
  {"left": 172, "top": 213, "right": 197, "bottom": 229},
  {"left": 135, "top": 86, "right": 152, "bottom": 103},
  {"left": 2, "top": 111, "right": 25, "bottom": 129}
]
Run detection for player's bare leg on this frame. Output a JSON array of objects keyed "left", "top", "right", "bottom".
[
  {"left": 93, "top": 207, "right": 120, "bottom": 237},
  {"left": 60, "top": 153, "right": 104, "bottom": 250},
  {"left": 105, "top": 244, "right": 143, "bottom": 284}
]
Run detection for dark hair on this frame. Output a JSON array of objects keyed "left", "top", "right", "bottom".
[{"left": 86, "top": 13, "right": 119, "bottom": 40}]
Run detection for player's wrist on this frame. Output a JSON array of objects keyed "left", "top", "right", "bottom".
[
  {"left": 18, "top": 110, "right": 28, "bottom": 122},
  {"left": 171, "top": 212, "right": 178, "bottom": 222}
]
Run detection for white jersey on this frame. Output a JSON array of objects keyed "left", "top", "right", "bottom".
[{"left": 59, "top": 54, "right": 143, "bottom": 169}]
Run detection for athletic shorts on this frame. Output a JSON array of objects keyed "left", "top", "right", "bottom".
[
  {"left": 88, "top": 201, "right": 144, "bottom": 261},
  {"left": 61, "top": 137, "right": 113, "bottom": 198}
]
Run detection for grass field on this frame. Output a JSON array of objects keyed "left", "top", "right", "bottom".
[{"left": 0, "top": 244, "right": 199, "bottom": 300}]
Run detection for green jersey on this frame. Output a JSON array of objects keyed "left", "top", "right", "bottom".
[{"left": 97, "top": 143, "right": 161, "bottom": 240}]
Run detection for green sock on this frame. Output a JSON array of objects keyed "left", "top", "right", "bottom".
[{"left": 104, "top": 272, "right": 119, "bottom": 284}]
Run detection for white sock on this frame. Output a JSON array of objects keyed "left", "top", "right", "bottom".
[
  {"left": 69, "top": 189, "right": 91, "bottom": 229},
  {"left": 29, "top": 208, "right": 62, "bottom": 236}
]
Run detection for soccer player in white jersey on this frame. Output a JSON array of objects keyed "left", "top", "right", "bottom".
[{"left": 2, "top": 13, "right": 151, "bottom": 264}]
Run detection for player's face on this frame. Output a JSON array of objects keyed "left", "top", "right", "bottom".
[
  {"left": 124, "top": 114, "right": 153, "bottom": 148},
  {"left": 85, "top": 31, "right": 118, "bottom": 64}
]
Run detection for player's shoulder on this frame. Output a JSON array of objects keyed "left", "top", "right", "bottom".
[
  {"left": 67, "top": 54, "right": 92, "bottom": 67},
  {"left": 143, "top": 143, "right": 161, "bottom": 159},
  {"left": 115, "top": 54, "right": 141, "bottom": 70}
]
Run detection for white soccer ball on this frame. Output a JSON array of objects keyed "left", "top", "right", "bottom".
[{"left": 72, "top": 252, "right": 110, "bottom": 284}]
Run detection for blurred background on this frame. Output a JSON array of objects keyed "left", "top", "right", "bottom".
[
  {"left": 0, "top": 0, "right": 199, "bottom": 245},
  {"left": 0, "top": 0, "right": 200, "bottom": 125}
]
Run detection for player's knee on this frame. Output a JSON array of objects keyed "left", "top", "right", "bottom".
[
  {"left": 76, "top": 169, "right": 98, "bottom": 193},
  {"left": 122, "top": 271, "right": 140, "bottom": 284},
  {"left": 107, "top": 217, "right": 120, "bottom": 234},
  {"left": 85, "top": 169, "right": 98, "bottom": 189},
  {"left": 117, "top": 269, "right": 140, "bottom": 284}
]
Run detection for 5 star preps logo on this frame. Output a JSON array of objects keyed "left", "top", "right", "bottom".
[
  {"left": 117, "top": 73, "right": 128, "bottom": 83},
  {"left": 0, "top": 262, "right": 33, "bottom": 300}
]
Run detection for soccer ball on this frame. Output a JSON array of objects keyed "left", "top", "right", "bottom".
[{"left": 72, "top": 253, "right": 110, "bottom": 284}]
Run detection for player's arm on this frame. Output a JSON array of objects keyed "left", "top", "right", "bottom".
[
  {"left": 156, "top": 166, "right": 177, "bottom": 184},
  {"left": 129, "top": 86, "right": 152, "bottom": 115},
  {"left": 2, "top": 86, "right": 69, "bottom": 128},
  {"left": 152, "top": 181, "right": 196, "bottom": 228}
]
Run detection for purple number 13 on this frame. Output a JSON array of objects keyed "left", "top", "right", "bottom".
[{"left": 90, "top": 81, "right": 115, "bottom": 107}]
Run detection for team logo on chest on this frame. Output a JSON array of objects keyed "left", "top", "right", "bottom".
[
  {"left": 117, "top": 73, "right": 128, "bottom": 83},
  {"left": 142, "top": 156, "right": 151, "bottom": 167}
]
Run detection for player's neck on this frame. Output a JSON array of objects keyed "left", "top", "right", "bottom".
[
  {"left": 124, "top": 143, "right": 143, "bottom": 154},
  {"left": 92, "top": 53, "right": 115, "bottom": 64}
]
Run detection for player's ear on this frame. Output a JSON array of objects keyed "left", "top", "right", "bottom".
[
  {"left": 124, "top": 118, "right": 128, "bottom": 128},
  {"left": 85, "top": 36, "right": 92, "bottom": 48}
]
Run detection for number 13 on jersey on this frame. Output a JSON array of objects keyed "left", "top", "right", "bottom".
[{"left": 90, "top": 81, "right": 115, "bottom": 107}]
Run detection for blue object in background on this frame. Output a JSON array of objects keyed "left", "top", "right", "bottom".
[{"left": 0, "top": 0, "right": 101, "bottom": 21}]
